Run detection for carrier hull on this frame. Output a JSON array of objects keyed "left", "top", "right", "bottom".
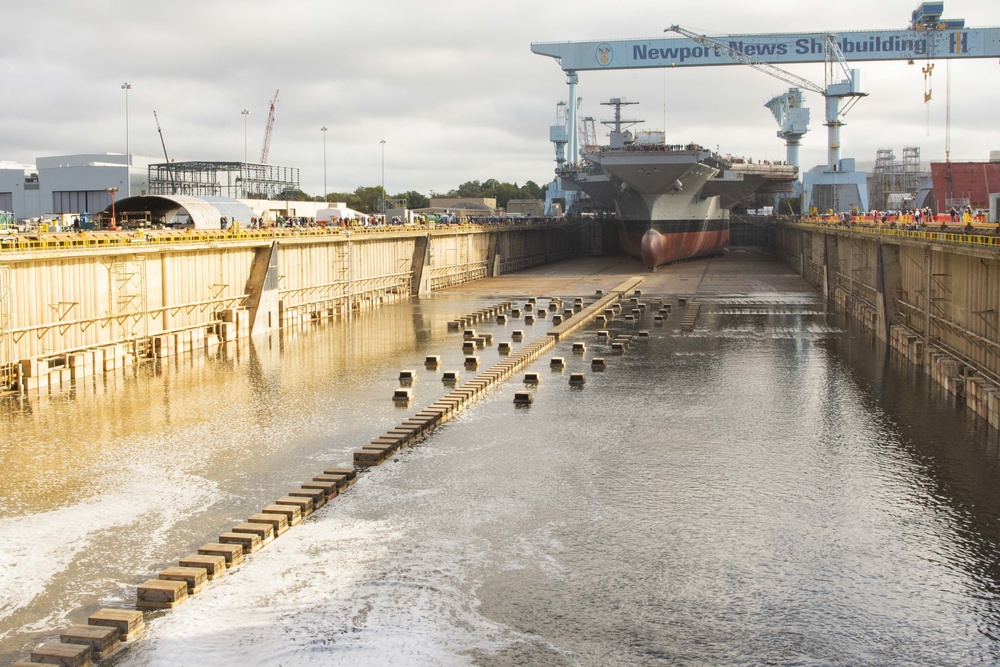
[{"left": 618, "top": 219, "right": 729, "bottom": 268}]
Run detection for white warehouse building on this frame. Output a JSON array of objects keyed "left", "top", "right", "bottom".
[{"left": 0, "top": 153, "right": 160, "bottom": 220}]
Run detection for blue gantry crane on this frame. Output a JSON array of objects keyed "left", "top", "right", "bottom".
[{"left": 531, "top": 2, "right": 1000, "bottom": 212}]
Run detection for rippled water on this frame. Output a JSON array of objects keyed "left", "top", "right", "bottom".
[{"left": 3, "top": 261, "right": 1000, "bottom": 666}]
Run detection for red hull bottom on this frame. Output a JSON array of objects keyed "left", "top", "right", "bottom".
[{"left": 618, "top": 228, "right": 729, "bottom": 268}]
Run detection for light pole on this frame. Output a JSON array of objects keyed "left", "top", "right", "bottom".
[
  {"left": 241, "top": 109, "right": 250, "bottom": 198},
  {"left": 380, "top": 138, "right": 386, "bottom": 213},
  {"left": 241, "top": 109, "right": 250, "bottom": 164},
  {"left": 321, "top": 126, "right": 328, "bottom": 202},
  {"left": 121, "top": 83, "right": 132, "bottom": 198},
  {"left": 106, "top": 187, "right": 119, "bottom": 231}
]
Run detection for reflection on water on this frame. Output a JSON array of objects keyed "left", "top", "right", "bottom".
[{"left": 4, "top": 286, "right": 1000, "bottom": 666}]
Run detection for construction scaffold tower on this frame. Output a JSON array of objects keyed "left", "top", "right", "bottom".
[{"left": 870, "top": 146, "right": 927, "bottom": 210}]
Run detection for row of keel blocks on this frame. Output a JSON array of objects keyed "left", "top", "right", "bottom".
[
  {"left": 28, "top": 465, "right": 357, "bottom": 665},
  {"left": 448, "top": 301, "right": 514, "bottom": 331}
]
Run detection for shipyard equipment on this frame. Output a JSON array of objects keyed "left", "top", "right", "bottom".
[
  {"left": 152, "top": 110, "right": 178, "bottom": 195},
  {"left": 666, "top": 24, "right": 867, "bottom": 210},
  {"left": 531, "top": 2, "right": 1000, "bottom": 212},
  {"left": 260, "top": 89, "right": 279, "bottom": 164},
  {"left": 765, "top": 88, "right": 809, "bottom": 173},
  {"left": 666, "top": 24, "right": 866, "bottom": 175}
]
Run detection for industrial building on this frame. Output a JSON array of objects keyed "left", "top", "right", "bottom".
[
  {"left": 0, "top": 153, "right": 302, "bottom": 223},
  {"left": 929, "top": 154, "right": 1000, "bottom": 214},
  {"left": 1, "top": 153, "right": 158, "bottom": 221}
]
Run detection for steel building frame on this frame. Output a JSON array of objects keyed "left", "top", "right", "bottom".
[{"left": 148, "top": 162, "right": 300, "bottom": 199}]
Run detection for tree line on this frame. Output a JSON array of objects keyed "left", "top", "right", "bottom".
[{"left": 276, "top": 179, "right": 547, "bottom": 212}]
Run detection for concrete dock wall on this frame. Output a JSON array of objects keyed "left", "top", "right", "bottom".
[
  {"left": 775, "top": 222, "right": 1000, "bottom": 405},
  {"left": 0, "top": 224, "right": 573, "bottom": 393}
]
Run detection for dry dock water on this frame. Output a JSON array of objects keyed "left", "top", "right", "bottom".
[{"left": 3, "top": 249, "right": 1000, "bottom": 666}]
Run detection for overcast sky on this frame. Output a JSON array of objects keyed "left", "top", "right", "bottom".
[{"left": 2, "top": 0, "right": 997, "bottom": 197}]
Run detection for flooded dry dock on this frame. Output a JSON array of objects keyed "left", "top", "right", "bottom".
[{"left": 3, "top": 250, "right": 1000, "bottom": 665}]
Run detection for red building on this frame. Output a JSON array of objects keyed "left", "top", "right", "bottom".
[{"left": 930, "top": 160, "right": 1000, "bottom": 212}]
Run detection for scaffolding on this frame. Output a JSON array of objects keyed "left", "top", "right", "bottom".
[
  {"left": 869, "top": 146, "right": 926, "bottom": 210},
  {"left": 148, "top": 161, "right": 300, "bottom": 199}
]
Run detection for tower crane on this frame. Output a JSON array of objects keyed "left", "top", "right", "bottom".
[
  {"left": 764, "top": 88, "right": 810, "bottom": 172},
  {"left": 665, "top": 25, "right": 867, "bottom": 173},
  {"left": 259, "top": 89, "right": 279, "bottom": 164}
]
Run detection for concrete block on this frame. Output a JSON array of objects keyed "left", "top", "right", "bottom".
[
  {"left": 29, "top": 642, "right": 94, "bottom": 666},
  {"left": 158, "top": 566, "right": 209, "bottom": 594},
  {"left": 60, "top": 624, "right": 120, "bottom": 660},
  {"left": 231, "top": 521, "right": 276, "bottom": 545},
  {"left": 353, "top": 448, "right": 384, "bottom": 467},
  {"left": 152, "top": 335, "right": 174, "bottom": 358},
  {"left": 218, "top": 321, "right": 236, "bottom": 342},
  {"left": 197, "top": 542, "right": 244, "bottom": 567},
  {"left": 288, "top": 487, "right": 325, "bottom": 509},
  {"left": 136, "top": 578, "right": 188, "bottom": 609},
  {"left": 301, "top": 480, "right": 338, "bottom": 501},
  {"left": 87, "top": 608, "right": 144, "bottom": 642},
  {"left": 322, "top": 467, "right": 357, "bottom": 483},
  {"left": 218, "top": 531, "right": 263, "bottom": 554},
  {"left": 313, "top": 473, "right": 350, "bottom": 491},
  {"left": 178, "top": 553, "right": 227, "bottom": 580},
  {"left": 261, "top": 503, "right": 302, "bottom": 526}
]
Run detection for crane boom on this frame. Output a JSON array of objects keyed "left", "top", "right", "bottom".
[
  {"left": 666, "top": 25, "right": 824, "bottom": 94},
  {"left": 152, "top": 110, "right": 177, "bottom": 194},
  {"left": 259, "top": 89, "right": 279, "bottom": 164},
  {"left": 666, "top": 23, "right": 866, "bottom": 172}
]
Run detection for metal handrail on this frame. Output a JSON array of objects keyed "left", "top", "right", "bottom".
[
  {"left": 789, "top": 219, "right": 1000, "bottom": 249},
  {"left": 0, "top": 220, "right": 562, "bottom": 254}
]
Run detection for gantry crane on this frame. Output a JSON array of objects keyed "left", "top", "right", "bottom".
[
  {"left": 531, "top": 3, "right": 1000, "bottom": 212},
  {"left": 259, "top": 89, "right": 279, "bottom": 164},
  {"left": 665, "top": 24, "right": 867, "bottom": 174}
]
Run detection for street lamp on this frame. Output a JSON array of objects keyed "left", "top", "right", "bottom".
[
  {"left": 321, "top": 126, "right": 328, "bottom": 202},
  {"left": 121, "top": 83, "right": 132, "bottom": 198},
  {"left": 241, "top": 109, "right": 250, "bottom": 198},
  {"left": 241, "top": 109, "right": 250, "bottom": 164},
  {"left": 380, "top": 139, "right": 386, "bottom": 213},
  {"left": 106, "top": 187, "right": 119, "bottom": 231}
]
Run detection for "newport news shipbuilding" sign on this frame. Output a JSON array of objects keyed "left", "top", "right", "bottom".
[{"left": 533, "top": 28, "right": 1000, "bottom": 71}]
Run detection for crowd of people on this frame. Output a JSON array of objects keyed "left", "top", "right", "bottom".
[
  {"left": 822, "top": 206, "right": 993, "bottom": 234},
  {"left": 225, "top": 213, "right": 548, "bottom": 230}
]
